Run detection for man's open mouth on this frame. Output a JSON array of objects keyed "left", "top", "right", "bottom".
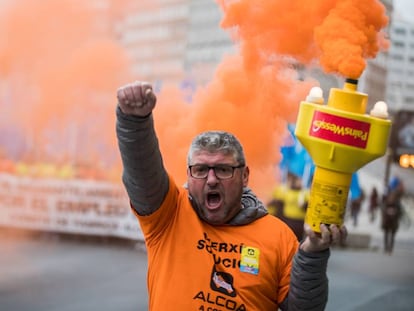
[{"left": 206, "top": 192, "right": 222, "bottom": 210}]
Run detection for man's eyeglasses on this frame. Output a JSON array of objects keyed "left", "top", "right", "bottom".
[{"left": 188, "top": 164, "right": 245, "bottom": 180}]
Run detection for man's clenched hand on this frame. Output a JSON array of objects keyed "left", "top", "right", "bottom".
[{"left": 117, "top": 81, "right": 156, "bottom": 117}]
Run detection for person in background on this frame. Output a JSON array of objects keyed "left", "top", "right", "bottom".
[
  {"left": 381, "top": 176, "right": 404, "bottom": 255},
  {"left": 369, "top": 187, "right": 379, "bottom": 222},
  {"left": 267, "top": 172, "right": 308, "bottom": 241},
  {"left": 116, "top": 81, "right": 347, "bottom": 310},
  {"left": 349, "top": 189, "right": 365, "bottom": 227}
]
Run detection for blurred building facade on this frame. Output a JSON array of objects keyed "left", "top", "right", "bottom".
[
  {"left": 185, "top": 0, "right": 236, "bottom": 85},
  {"left": 385, "top": 18, "right": 414, "bottom": 113},
  {"left": 357, "top": 0, "right": 393, "bottom": 113},
  {"left": 115, "top": 0, "right": 234, "bottom": 88}
]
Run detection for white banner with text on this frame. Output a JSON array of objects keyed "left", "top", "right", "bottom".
[{"left": 0, "top": 173, "right": 143, "bottom": 241}]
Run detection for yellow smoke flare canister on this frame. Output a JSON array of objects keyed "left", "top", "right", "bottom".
[{"left": 295, "top": 78, "right": 392, "bottom": 233}]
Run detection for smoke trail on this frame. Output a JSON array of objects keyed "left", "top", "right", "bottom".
[
  {"left": 314, "top": 0, "right": 389, "bottom": 78},
  {"left": 218, "top": 0, "right": 389, "bottom": 78}
]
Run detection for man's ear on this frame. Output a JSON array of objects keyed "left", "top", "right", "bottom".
[{"left": 242, "top": 166, "right": 250, "bottom": 187}]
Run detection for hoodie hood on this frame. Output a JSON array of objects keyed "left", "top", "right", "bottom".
[{"left": 228, "top": 187, "right": 268, "bottom": 225}]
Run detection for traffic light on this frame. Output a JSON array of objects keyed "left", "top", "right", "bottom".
[{"left": 398, "top": 154, "right": 414, "bottom": 168}]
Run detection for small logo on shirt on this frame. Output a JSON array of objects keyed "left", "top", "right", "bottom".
[{"left": 240, "top": 246, "right": 260, "bottom": 275}]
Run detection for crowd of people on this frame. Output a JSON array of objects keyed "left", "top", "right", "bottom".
[
  {"left": 0, "top": 149, "right": 122, "bottom": 182},
  {"left": 266, "top": 168, "right": 407, "bottom": 256}
]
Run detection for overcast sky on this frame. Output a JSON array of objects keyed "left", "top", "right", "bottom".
[{"left": 394, "top": 0, "right": 414, "bottom": 24}]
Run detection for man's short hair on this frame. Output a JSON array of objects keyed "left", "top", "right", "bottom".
[{"left": 187, "top": 131, "right": 246, "bottom": 166}]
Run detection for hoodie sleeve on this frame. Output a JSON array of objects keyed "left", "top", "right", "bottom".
[
  {"left": 281, "top": 248, "right": 330, "bottom": 311},
  {"left": 116, "top": 106, "right": 169, "bottom": 216}
]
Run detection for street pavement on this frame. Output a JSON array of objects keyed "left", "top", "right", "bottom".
[
  {"left": 327, "top": 247, "right": 414, "bottom": 311},
  {"left": 0, "top": 231, "right": 149, "bottom": 311}
]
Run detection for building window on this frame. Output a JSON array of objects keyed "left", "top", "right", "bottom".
[
  {"left": 391, "top": 54, "right": 404, "bottom": 61},
  {"left": 393, "top": 41, "right": 405, "bottom": 48},
  {"left": 394, "top": 28, "right": 406, "bottom": 35},
  {"left": 405, "top": 97, "right": 414, "bottom": 104}
]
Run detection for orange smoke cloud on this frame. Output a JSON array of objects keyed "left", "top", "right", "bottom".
[
  {"left": 155, "top": 51, "right": 314, "bottom": 198},
  {"left": 314, "top": 0, "right": 390, "bottom": 78},
  {"left": 218, "top": 0, "right": 389, "bottom": 79},
  {"left": 190, "top": 55, "right": 314, "bottom": 196},
  {"left": 218, "top": 0, "right": 335, "bottom": 66},
  {"left": 0, "top": 0, "right": 133, "bottom": 169}
]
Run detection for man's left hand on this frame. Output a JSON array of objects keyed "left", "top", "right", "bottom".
[{"left": 300, "top": 223, "right": 347, "bottom": 253}]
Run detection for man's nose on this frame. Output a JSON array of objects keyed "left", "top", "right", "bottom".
[{"left": 206, "top": 168, "right": 219, "bottom": 184}]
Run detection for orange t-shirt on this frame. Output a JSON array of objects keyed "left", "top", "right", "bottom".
[{"left": 136, "top": 177, "right": 299, "bottom": 311}]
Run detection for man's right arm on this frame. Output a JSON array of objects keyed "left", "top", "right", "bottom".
[{"left": 116, "top": 82, "right": 169, "bottom": 216}]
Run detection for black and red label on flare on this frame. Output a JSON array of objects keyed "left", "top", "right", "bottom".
[{"left": 309, "top": 111, "right": 371, "bottom": 149}]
